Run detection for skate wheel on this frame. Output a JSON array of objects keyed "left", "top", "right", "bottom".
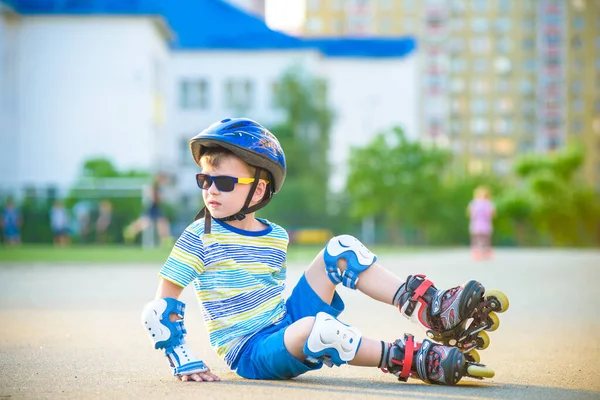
[
  {"left": 467, "top": 365, "right": 495, "bottom": 379},
  {"left": 486, "top": 311, "right": 500, "bottom": 332},
  {"left": 476, "top": 331, "right": 490, "bottom": 350},
  {"left": 485, "top": 290, "right": 509, "bottom": 313},
  {"left": 466, "top": 349, "right": 480, "bottom": 363}
]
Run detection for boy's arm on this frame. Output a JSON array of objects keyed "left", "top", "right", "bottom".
[
  {"left": 143, "top": 279, "right": 220, "bottom": 382},
  {"left": 155, "top": 278, "right": 184, "bottom": 300},
  {"left": 141, "top": 228, "right": 220, "bottom": 382}
]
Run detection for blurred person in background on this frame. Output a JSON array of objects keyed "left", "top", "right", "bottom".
[
  {"left": 123, "top": 174, "right": 172, "bottom": 246},
  {"left": 73, "top": 200, "right": 92, "bottom": 243},
  {"left": 50, "top": 200, "right": 70, "bottom": 246},
  {"left": 1, "top": 199, "right": 22, "bottom": 246},
  {"left": 467, "top": 186, "right": 496, "bottom": 261},
  {"left": 96, "top": 200, "right": 113, "bottom": 243}
]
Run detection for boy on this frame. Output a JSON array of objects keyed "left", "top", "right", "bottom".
[{"left": 142, "top": 118, "right": 508, "bottom": 385}]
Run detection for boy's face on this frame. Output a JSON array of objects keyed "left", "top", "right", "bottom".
[{"left": 200, "top": 156, "right": 256, "bottom": 219}]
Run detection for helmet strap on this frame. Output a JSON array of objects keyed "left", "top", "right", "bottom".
[{"left": 218, "top": 168, "right": 262, "bottom": 222}]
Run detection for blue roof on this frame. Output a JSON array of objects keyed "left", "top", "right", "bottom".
[
  {"left": 303, "top": 38, "right": 416, "bottom": 58},
  {"left": 7, "top": 0, "right": 161, "bottom": 15},
  {"left": 3, "top": 0, "right": 416, "bottom": 58},
  {"left": 162, "top": 0, "right": 304, "bottom": 50}
]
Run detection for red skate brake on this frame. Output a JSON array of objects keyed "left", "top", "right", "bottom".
[
  {"left": 390, "top": 335, "right": 415, "bottom": 382},
  {"left": 411, "top": 275, "right": 433, "bottom": 301}
]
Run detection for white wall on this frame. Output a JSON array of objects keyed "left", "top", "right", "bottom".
[
  {"left": 0, "top": 12, "right": 20, "bottom": 186},
  {"left": 168, "top": 49, "right": 321, "bottom": 193},
  {"left": 322, "top": 55, "right": 419, "bottom": 191},
  {"left": 2, "top": 16, "right": 169, "bottom": 189}
]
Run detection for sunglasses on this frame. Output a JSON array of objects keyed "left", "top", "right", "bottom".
[{"left": 195, "top": 173, "right": 269, "bottom": 192}]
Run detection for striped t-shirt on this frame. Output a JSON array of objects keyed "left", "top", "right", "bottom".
[{"left": 158, "top": 217, "right": 288, "bottom": 367}]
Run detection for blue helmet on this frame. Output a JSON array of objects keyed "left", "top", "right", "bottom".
[{"left": 190, "top": 118, "right": 286, "bottom": 193}]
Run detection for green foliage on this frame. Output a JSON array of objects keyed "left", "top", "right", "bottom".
[
  {"left": 498, "top": 145, "right": 599, "bottom": 246},
  {"left": 346, "top": 127, "right": 450, "bottom": 243},
  {"left": 259, "top": 66, "right": 335, "bottom": 230}
]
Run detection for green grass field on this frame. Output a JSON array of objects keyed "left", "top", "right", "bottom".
[{"left": 0, "top": 244, "right": 424, "bottom": 264}]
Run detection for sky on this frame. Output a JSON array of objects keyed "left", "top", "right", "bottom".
[{"left": 265, "top": 0, "right": 305, "bottom": 32}]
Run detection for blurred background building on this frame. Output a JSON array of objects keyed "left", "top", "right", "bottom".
[
  {"left": 0, "top": 0, "right": 416, "bottom": 196},
  {"left": 301, "top": 0, "right": 600, "bottom": 187}
]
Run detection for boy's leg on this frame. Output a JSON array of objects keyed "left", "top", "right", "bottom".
[
  {"left": 306, "top": 234, "right": 509, "bottom": 352},
  {"left": 305, "top": 248, "right": 403, "bottom": 306},
  {"left": 283, "top": 312, "right": 488, "bottom": 385}
]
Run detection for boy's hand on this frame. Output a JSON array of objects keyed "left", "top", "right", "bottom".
[{"left": 178, "top": 369, "right": 221, "bottom": 382}]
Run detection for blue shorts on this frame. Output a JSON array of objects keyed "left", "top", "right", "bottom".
[{"left": 234, "top": 274, "right": 345, "bottom": 380}]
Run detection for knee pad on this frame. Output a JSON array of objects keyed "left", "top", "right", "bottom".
[
  {"left": 141, "top": 298, "right": 207, "bottom": 376},
  {"left": 303, "top": 312, "right": 362, "bottom": 367},
  {"left": 324, "top": 235, "right": 377, "bottom": 289}
]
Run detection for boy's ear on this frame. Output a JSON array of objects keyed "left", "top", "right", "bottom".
[{"left": 251, "top": 180, "right": 267, "bottom": 203}]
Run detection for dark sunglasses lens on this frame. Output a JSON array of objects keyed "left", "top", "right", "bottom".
[
  {"left": 214, "top": 176, "right": 235, "bottom": 192},
  {"left": 196, "top": 174, "right": 210, "bottom": 189}
]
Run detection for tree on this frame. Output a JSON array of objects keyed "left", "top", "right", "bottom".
[
  {"left": 510, "top": 145, "right": 599, "bottom": 246},
  {"left": 345, "top": 127, "right": 449, "bottom": 244},
  {"left": 260, "top": 66, "right": 335, "bottom": 229}
]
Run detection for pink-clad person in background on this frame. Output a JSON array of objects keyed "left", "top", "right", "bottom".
[{"left": 467, "top": 186, "right": 496, "bottom": 261}]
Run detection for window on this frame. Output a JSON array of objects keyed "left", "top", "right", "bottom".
[
  {"left": 573, "top": 99, "right": 584, "bottom": 112},
  {"left": 452, "top": 99, "right": 466, "bottom": 114},
  {"left": 573, "top": 16, "right": 584, "bottom": 30},
  {"left": 451, "top": 120, "right": 462, "bottom": 134},
  {"left": 498, "top": 0, "right": 511, "bottom": 13},
  {"left": 451, "top": 78, "right": 465, "bottom": 93},
  {"left": 497, "top": 98, "right": 513, "bottom": 114},
  {"left": 380, "top": 0, "right": 393, "bottom": 10},
  {"left": 179, "top": 79, "right": 209, "bottom": 109},
  {"left": 471, "top": 37, "right": 490, "bottom": 53},
  {"left": 496, "top": 80, "right": 511, "bottom": 93},
  {"left": 494, "top": 120, "right": 512, "bottom": 135},
  {"left": 473, "top": 59, "right": 488, "bottom": 73},
  {"left": 180, "top": 138, "right": 196, "bottom": 166},
  {"left": 522, "top": 101, "right": 535, "bottom": 115},
  {"left": 522, "top": 37, "right": 535, "bottom": 50},
  {"left": 471, "top": 99, "right": 488, "bottom": 115},
  {"left": 331, "top": 18, "right": 343, "bottom": 33},
  {"left": 330, "top": 0, "right": 343, "bottom": 11},
  {"left": 473, "top": 79, "right": 489, "bottom": 94},
  {"left": 471, "top": 18, "right": 489, "bottom": 33},
  {"left": 496, "top": 37, "right": 512, "bottom": 53},
  {"left": 571, "top": 80, "right": 583, "bottom": 95},
  {"left": 270, "top": 81, "right": 280, "bottom": 108},
  {"left": 307, "top": 0, "right": 320, "bottom": 11},
  {"left": 520, "top": 80, "right": 534, "bottom": 95},
  {"left": 224, "top": 79, "right": 254, "bottom": 111},
  {"left": 306, "top": 17, "right": 323, "bottom": 33},
  {"left": 471, "top": 0, "right": 488, "bottom": 13},
  {"left": 571, "top": 120, "right": 583, "bottom": 134},
  {"left": 452, "top": 19, "right": 465, "bottom": 32},
  {"left": 524, "top": 58, "right": 536, "bottom": 73},
  {"left": 471, "top": 118, "right": 489, "bottom": 134},
  {"left": 494, "top": 138, "right": 515, "bottom": 155},
  {"left": 451, "top": 57, "right": 466, "bottom": 72},
  {"left": 403, "top": 0, "right": 415, "bottom": 11},
  {"left": 522, "top": 19, "right": 535, "bottom": 34},
  {"left": 379, "top": 16, "right": 394, "bottom": 34},
  {"left": 495, "top": 18, "right": 511, "bottom": 33},
  {"left": 519, "top": 139, "right": 534, "bottom": 152},
  {"left": 493, "top": 159, "right": 511, "bottom": 175}
]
